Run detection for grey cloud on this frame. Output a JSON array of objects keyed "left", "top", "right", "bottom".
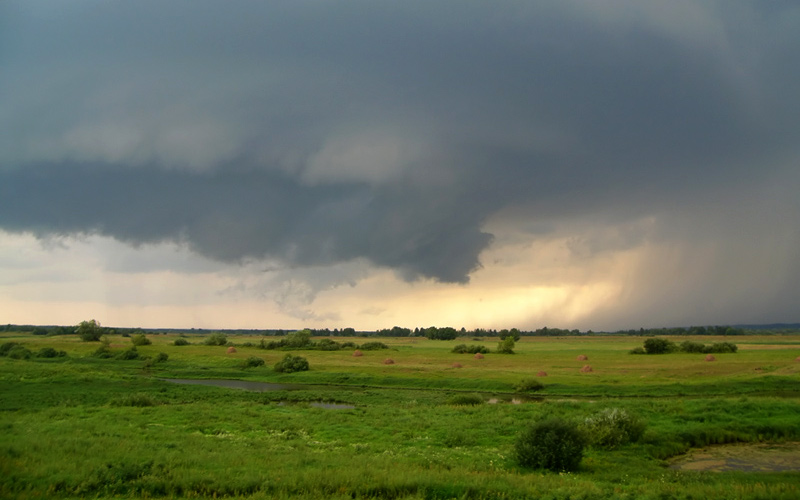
[{"left": 2, "top": 1, "right": 799, "bottom": 300}]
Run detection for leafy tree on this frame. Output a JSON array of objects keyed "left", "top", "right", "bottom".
[
  {"left": 284, "top": 329, "right": 312, "bottom": 348},
  {"left": 77, "top": 319, "right": 103, "bottom": 341},
  {"left": 496, "top": 336, "right": 515, "bottom": 354}
]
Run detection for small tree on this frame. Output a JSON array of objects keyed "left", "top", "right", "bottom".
[
  {"left": 497, "top": 336, "right": 515, "bottom": 354},
  {"left": 77, "top": 319, "right": 103, "bottom": 342},
  {"left": 284, "top": 329, "right": 312, "bottom": 348}
]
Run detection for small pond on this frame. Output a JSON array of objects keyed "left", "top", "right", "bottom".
[{"left": 669, "top": 442, "right": 800, "bottom": 472}]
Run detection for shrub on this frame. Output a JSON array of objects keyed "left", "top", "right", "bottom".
[
  {"left": 115, "top": 347, "right": 140, "bottom": 360},
  {"left": 284, "top": 329, "right": 312, "bottom": 348},
  {"left": 580, "top": 408, "right": 645, "bottom": 449},
  {"left": 204, "top": 333, "right": 228, "bottom": 346},
  {"left": 514, "top": 418, "right": 586, "bottom": 472},
  {"left": 131, "top": 334, "right": 151, "bottom": 346},
  {"left": 0, "top": 342, "right": 19, "bottom": 356},
  {"left": 629, "top": 346, "right": 646, "bottom": 355},
  {"left": 446, "top": 394, "right": 483, "bottom": 406},
  {"left": 452, "top": 344, "right": 489, "bottom": 354},
  {"left": 679, "top": 340, "right": 706, "bottom": 353},
  {"left": 515, "top": 379, "right": 544, "bottom": 393},
  {"left": 243, "top": 356, "right": 265, "bottom": 368},
  {"left": 92, "top": 345, "right": 113, "bottom": 358},
  {"left": 77, "top": 319, "right": 103, "bottom": 341},
  {"left": 643, "top": 338, "right": 677, "bottom": 354},
  {"left": 35, "top": 347, "right": 65, "bottom": 358},
  {"left": 7, "top": 345, "right": 32, "bottom": 360},
  {"left": 707, "top": 342, "right": 738, "bottom": 353},
  {"left": 274, "top": 354, "right": 309, "bottom": 373},
  {"left": 315, "top": 338, "right": 341, "bottom": 351},
  {"left": 154, "top": 352, "right": 169, "bottom": 363},
  {"left": 173, "top": 338, "right": 189, "bottom": 346},
  {"left": 496, "top": 337, "right": 515, "bottom": 354},
  {"left": 359, "top": 341, "right": 388, "bottom": 350}
]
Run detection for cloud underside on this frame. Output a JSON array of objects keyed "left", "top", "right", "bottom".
[{"left": 1, "top": 1, "right": 799, "bottom": 326}]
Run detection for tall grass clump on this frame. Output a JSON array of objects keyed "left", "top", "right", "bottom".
[
  {"left": 173, "top": 337, "right": 190, "bottom": 346},
  {"left": 515, "top": 379, "right": 544, "bottom": 393},
  {"left": 204, "top": 333, "right": 228, "bottom": 346},
  {"left": 446, "top": 394, "right": 483, "bottom": 406},
  {"left": 515, "top": 418, "right": 586, "bottom": 472}
]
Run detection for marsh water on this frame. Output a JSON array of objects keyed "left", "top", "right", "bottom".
[{"left": 669, "top": 442, "right": 800, "bottom": 472}]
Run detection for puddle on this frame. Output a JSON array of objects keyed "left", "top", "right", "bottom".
[{"left": 669, "top": 442, "right": 800, "bottom": 472}]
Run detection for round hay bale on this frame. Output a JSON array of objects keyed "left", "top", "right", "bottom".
[
  {"left": 383, "top": 358, "right": 395, "bottom": 365},
  {"left": 576, "top": 354, "right": 588, "bottom": 361},
  {"left": 352, "top": 350, "right": 363, "bottom": 357},
  {"left": 452, "top": 362, "right": 463, "bottom": 368},
  {"left": 705, "top": 354, "right": 716, "bottom": 361},
  {"left": 537, "top": 370, "right": 548, "bottom": 377},
  {"left": 579, "top": 364, "right": 593, "bottom": 373},
  {"left": 473, "top": 352, "right": 484, "bottom": 360},
  {"left": 226, "top": 346, "right": 237, "bottom": 354}
]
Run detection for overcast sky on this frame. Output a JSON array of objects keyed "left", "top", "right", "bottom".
[{"left": 2, "top": 1, "right": 799, "bottom": 331}]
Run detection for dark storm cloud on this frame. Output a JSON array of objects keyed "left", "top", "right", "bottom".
[{"left": 2, "top": 1, "right": 799, "bottom": 288}]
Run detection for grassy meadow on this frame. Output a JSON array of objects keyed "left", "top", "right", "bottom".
[{"left": 1, "top": 332, "right": 799, "bottom": 499}]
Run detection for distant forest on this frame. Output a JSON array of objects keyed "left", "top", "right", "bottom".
[{"left": 2, "top": 323, "right": 799, "bottom": 338}]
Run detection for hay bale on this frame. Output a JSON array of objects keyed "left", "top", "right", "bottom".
[
  {"left": 537, "top": 371, "right": 548, "bottom": 377},
  {"left": 705, "top": 354, "right": 716, "bottom": 361},
  {"left": 352, "top": 350, "right": 363, "bottom": 357},
  {"left": 474, "top": 352, "right": 485, "bottom": 360},
  {"left": 383, "top": 358, "right": 395, "bottom": 365},
  {"left": 226, "top": 346, "right": 237, "bottom": 354},
  {"left": 576, "top": 354, "right": 588, "bottom": 361},
  {"left": 452, "top": 362, "right": 463, "bottom": 368},
  {"left": 580, "top": 364, "right": 592, "bottom": 373}
]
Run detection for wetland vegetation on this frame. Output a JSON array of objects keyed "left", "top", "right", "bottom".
[{"left": 1, "top": 330, "right": 799, "bottom": 499}]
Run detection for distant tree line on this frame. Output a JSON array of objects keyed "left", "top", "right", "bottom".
[{"left": 3, "top": 322, "right": 789, "bottom": 338}]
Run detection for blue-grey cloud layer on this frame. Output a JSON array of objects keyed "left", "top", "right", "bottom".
[{"left": 2, "top": 1, "right": 799, "bottom": 298}]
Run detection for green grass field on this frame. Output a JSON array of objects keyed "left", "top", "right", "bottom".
[{"left": 1, "top": 332, "right": 799, "bottom": 499}]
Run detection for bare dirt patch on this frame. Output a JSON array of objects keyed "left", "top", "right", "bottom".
[{"left": 669, "top": 442, "right": 800, "bottom": 472}]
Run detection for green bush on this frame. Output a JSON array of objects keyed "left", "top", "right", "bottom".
[
  {"left": 154, "top": 352, "right": 169, "bottom": 363},
  {"left": 514, "top": 418, "right": 586, "bottom": 472},
  {"left": 629, "top": 346, "right": 646, "bottom": 354},
  {"left": 707, "top": 342, "right": 738, "bottom": 353},
  {"left": 35, "top": 347, "right": 66, "bottom": 358},
  {"left": 679, "top": 340, "right": 706, "bottom": 353},
  {"left": 446, "top": 394, "right": 484, "bottom": 406},
  {"left": 204, "top": 333, "right": 228, "bottom": 346},
  {"left": 0, "top": 342, "right": 20, "bottom": 356},
  {"left": 496, "top": 337, "right": 515, "bottom": 354},
  {"left": 359, "top": 341, "right": 388, "bottom": 350},
  {"left": 315, "top": 338, "right": 341, "bottom": 351},
  {"left": 92, "top": 345, "right": 113, "bottom": 358},
  {"left": 243, "top": 356, "right": 265, "bottom": 368},
  {"left": 6, "top": 345, "right": 32, "bottom": 360},
  {"left": 452, "top": 344, "right": 489, "bottom": 354},
  {"left": 173, "top": 338, "right": 189, "bottom": 346},
  {"left": 131, "top": 334, "right": 152, "bottom": 346},
  {"left": 115, "top": 347, "right": 140, "bottom": 360},
  {"left": 77, "top": 319, "right": 103, "bottom": 341},
  {"left": 515, "top": 379, "right": 544, "bottom": 393},
  {"left": 643, "top": 338, "right": 676, "bottom": 354},
  {"left": 580, "top": 408, "right": 646, "bottom": 449},
  {"left": 274, "top": 354, "right": 309, "bottom": 373}
]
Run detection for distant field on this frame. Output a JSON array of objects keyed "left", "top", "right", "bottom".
[{"left": 1, "top": 332, "right": 799, "bottom": 499}]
